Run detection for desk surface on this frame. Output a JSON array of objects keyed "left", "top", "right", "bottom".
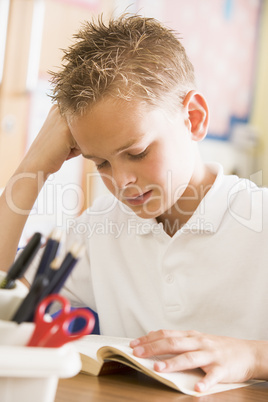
[{"left": 55, "top": 372, "right": 268, "bottom": 402}]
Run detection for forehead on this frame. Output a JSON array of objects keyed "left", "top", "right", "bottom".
[
  {"left": 67, "top": 98, "right": 170, "bottom": 154},
  {"left": 68, "top": 98, "right": 149, "bottom": 128},
  {"left": 67, "top": 97, "right": 181, "bottom": 134}
]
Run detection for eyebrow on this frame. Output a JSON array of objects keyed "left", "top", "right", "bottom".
[{"left": 82, "top": 139, "right": 140, "bottom": 159}]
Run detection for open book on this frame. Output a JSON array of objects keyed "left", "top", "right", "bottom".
[{"left": 73, "top": 335, "right": 259, "bottom": 396}]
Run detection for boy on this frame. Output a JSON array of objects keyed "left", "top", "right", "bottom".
[{"left": 1, "top": 14, "right": 268, "bottom": 393}]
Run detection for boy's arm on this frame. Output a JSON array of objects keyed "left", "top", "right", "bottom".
[
  {"left": 130, "top": 329, "right": 268, "bottom": 392},
  {"left": 0, "top": 105, "right": 81, "bottom": 271}
]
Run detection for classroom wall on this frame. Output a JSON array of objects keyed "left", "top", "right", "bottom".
[{"left": 199, "top": 0, "right": 268, "bottom": 186}]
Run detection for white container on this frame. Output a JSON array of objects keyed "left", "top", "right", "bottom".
[
  {"left": 0, "top": 344, "right": 81, "bottom": 402},
  {"left": 0, "top": 272, "right": 82, "bottom": 402},
  {"left": 0, "top": 320, "right": 34, "bottom": 346},
  {"left": 0, "top": 270, "right": 29, "bottom": 321}
]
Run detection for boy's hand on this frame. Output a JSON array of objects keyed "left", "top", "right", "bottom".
[
  {"left": 22, "top": 105, "right": 81, "bottom": 175},
  {"left": 130, "top": 330, "right": 259, "bottom": 392}
]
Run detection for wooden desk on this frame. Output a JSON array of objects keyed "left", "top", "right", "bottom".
[{"left": 55, "top": 372, "right": 268, "bottom": 402}]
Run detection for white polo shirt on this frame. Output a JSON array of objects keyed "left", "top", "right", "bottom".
[{"left": 26, "top": 163, "right": 268, "bottom": 340}]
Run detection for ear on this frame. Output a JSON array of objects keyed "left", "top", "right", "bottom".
[{"left": 182, "top": 90, "right": 209, "bottom": 141}]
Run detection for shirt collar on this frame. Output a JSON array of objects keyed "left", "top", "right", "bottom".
[{"left": 182, "top": 163, "right": 238, "bottom": 234}]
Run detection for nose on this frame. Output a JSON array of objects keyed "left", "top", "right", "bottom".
[{"left": 112, "top": 164, "right": 136, "bottom": 190}]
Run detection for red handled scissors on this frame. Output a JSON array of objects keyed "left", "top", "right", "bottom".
[{"left": 27, "top": 294, "right": 95, "bottom": 347}]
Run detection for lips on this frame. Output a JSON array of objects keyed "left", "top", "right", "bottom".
[{"left": 125, "top": 190, "right": 153, "bottom": 206}]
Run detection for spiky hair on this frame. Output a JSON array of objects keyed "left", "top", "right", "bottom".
[{"left": 50, "top": 14, "right": 196, "bottom": 116}]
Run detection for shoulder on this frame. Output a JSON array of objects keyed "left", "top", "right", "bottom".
[
  {"left": 222, "top": 174, "right": 268, "bottom": 233},
  {"left": 203, "top": 164, "right": 268, "bottom": 234},
  {"left": 225, "top": 175, "right": 268, "bottom": 205},
  {"left": 209, "top": 163, "right": 268, "bottom": 205}
]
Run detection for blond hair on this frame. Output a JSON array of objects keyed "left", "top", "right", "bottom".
[{"left": 50, "top": 14, "right": 196, "bottom": 116}]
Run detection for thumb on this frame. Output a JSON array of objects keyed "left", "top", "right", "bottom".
[{"left": 195, "top": 367, "right": 224, "bottom": 393}]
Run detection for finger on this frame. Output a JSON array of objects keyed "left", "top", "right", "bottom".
[
  {"left": 67, "top": 147, "right": 82, "bottom": 160},
  {"left": 132, "top": 336, "right": 203, "bottom": 358},
  {"left": 154, "top": 351, "right": 211, "bottom": 373},
  {"left": 130, "top": 330, "right": 169, "bottom": 348},
  {"left": 195, "top": 367, "right": 224, "bottom": 393},
  {"left": 130, "top": 329, "right": 197, "bottom": 348}
]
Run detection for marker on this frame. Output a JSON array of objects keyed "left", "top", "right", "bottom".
[{"left": 0, "top": 232, "right": 42, "bottom": 289}]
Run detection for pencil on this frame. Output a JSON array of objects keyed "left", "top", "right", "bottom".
[
  {"left": 45, "top": 256, "right": 62, "bottom": 281},
  {"left": 42, "top": 242, "right": 85, "bottom": 297},
  {"left": 32, "top": 228, "right": 62, "bottom": 283}
]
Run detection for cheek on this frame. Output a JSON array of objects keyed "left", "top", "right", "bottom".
[
  {"left": 155, "top": 140, "right": 195, "bottom": 189},
  {"left": 145, "top": 145, "right": 182, "bottom": 185},
  {"left": 146, "top": 159, "right": 167, "bottom": 185}
]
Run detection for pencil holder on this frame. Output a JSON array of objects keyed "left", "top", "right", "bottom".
[
  {"left": 0, "top": 318, "right": 81, "bottom": 402},
  {"left": 0, "top": 319, "right": 34, "bottom": 346},
  {"left": 0, "top": 344, "right": 81, "bottom": 402},
  {"left": 0, "top": 270, "right": 29, "bottom": 321}
]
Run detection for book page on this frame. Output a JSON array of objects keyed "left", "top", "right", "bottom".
[
  {"left": 73, "top": 335, "right": 134, "bottom": 376},
  {"left": 73, "top": 335, "right": 132, "bottom": 360}
]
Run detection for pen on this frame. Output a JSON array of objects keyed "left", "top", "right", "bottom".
[
  {"left": 32, "top": 228, "right": 62, "bottom": 283},
  {"left": 0, "top": 232, "right": 42, "bottom": 289},
  {"left": 11, "top": 275, "right": 49, "bottom": 323}
]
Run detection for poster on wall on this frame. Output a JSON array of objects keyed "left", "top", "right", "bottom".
[{"left": 135, "top": 0, "right": 262, "bottom": 140}]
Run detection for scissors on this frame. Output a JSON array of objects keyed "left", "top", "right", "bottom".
[{"left": 27, "top": 294, "right": 95, "bottom": 347}]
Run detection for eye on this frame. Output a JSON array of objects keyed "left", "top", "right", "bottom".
[
  {"left": 128, "top": 147, "right": 148, "bottom": 160},
  {"left": 96, "top": 160, "right": 109, "bottom": 170}
]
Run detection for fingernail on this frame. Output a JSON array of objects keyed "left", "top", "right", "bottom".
[
  {"left": 133, "top": 346, "right": 145, "bottom": 356},
  {"left": 130, "top": 339, "right": 140, "bottom": 347},
  {"left": 155, "top": 361, "right": 166, "bottom": 371}
]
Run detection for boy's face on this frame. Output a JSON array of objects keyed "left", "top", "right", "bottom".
[{"left": 68, "top": 98, "right": 198, "bottom": 220}]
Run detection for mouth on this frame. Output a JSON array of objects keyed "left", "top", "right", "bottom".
[{"left": 124, "top": 190, "right": 153, "bottom": 206}]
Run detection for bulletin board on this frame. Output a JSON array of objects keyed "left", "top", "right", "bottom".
[{"left": 135, "top": 0, "right": 262, "bottom": 140}]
